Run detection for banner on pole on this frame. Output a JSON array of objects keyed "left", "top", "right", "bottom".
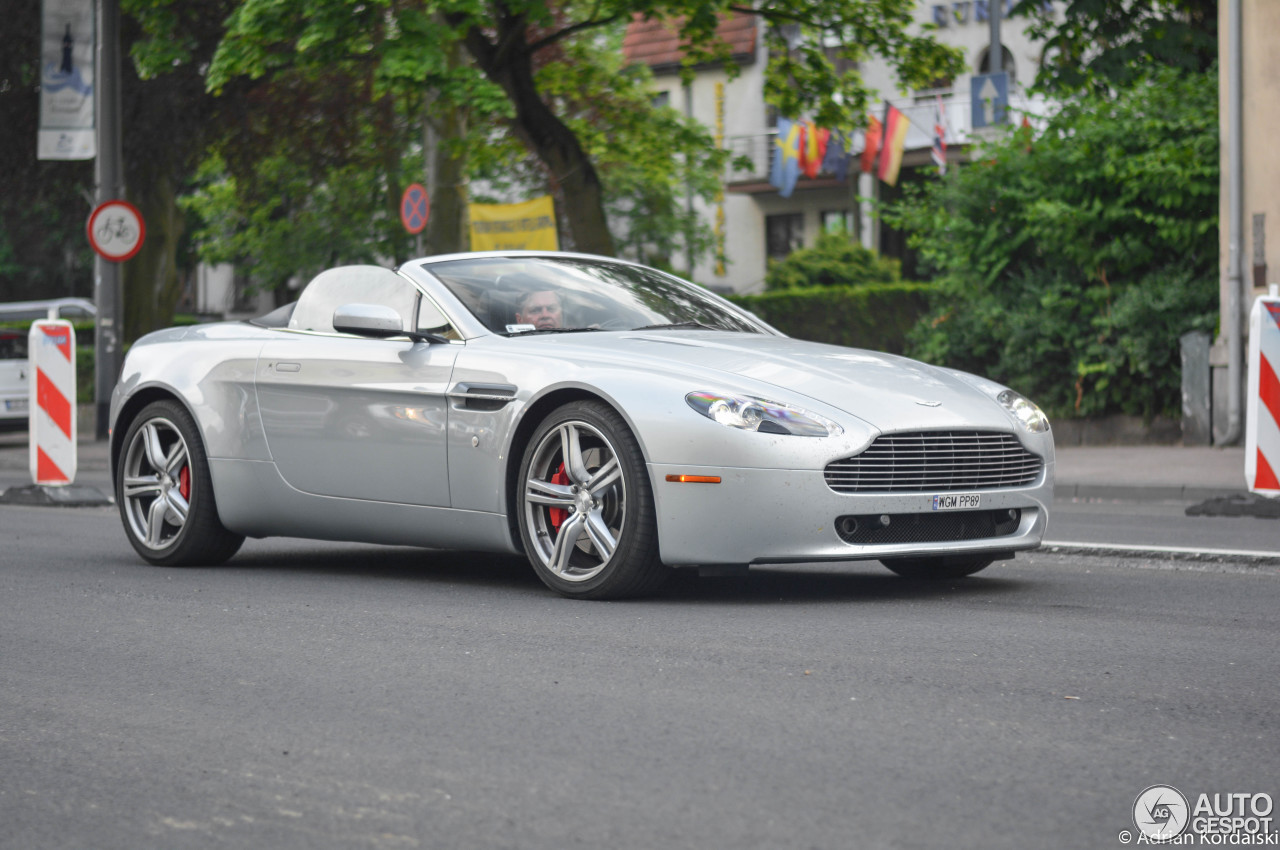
[
  {"left": 39, "top": 0, "right": 96, "bottom": 161},
  {"left": 469, "top": 196, "right": 559, "bottom": 252}
]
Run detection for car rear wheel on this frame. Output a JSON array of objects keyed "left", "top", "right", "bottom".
[
  {"left": 517, "top": 401, "right": 669, "bottom": 599},
  {"left": 880, "top": 555, "right": 994, "bottom": 580},
  {"left": 117, "top": 399, "right": 243, "bottom": 566}
]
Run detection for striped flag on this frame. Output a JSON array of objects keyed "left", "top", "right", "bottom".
[
  {"left": 877, "top": 102, "right": 910, "bottom": 186},
  {"left": 860, "top": 116, "right": 882, "bottom": 174},
  {"left": 932, "top": 95, "right": 947, "bottom": 175}
]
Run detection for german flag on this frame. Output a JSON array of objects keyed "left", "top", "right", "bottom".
[{"left": 877, "top": 102, "right": 910, "bottom": 186}]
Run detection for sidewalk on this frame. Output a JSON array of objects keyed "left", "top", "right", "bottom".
[{"left": 0, "top": 430, "right": 1256, "bottom": 505}]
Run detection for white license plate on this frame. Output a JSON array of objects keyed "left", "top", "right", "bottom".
[
  {"left": 4, "top": 398, "right": 27, "bottom": 412},
  {"left": 933, "top": 493, "right": 980, "bottom": 510}
]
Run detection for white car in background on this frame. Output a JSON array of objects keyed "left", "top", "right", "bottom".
[
  {"left": 0, "top": 298, "right": 96, "bottom": 431},
  {"left": 0, "top": 329, "right": 29, "bottom": 429}
]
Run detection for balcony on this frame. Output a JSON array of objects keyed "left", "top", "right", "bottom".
[{"left": 724, "top": 91, "right": 1047, "bottom": 188}]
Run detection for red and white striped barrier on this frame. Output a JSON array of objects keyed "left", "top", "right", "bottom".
[
  {"left": 27, "top": 320, "right": 77, "bottom": 486},
  {"left": 1245, "top": 285, "right": 1280, "bottom": 497}
]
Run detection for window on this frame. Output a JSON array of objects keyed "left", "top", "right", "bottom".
[
  {"left": 766, "top": 214, "right": 804, "bottom": 259},
  {"left": 821, "top": 210, "right": 854, "bottom": 235},
  {"left": 977, "top": 46, "right": 1016, "bottom": 85}
]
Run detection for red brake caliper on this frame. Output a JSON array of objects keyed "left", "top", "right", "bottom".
[
  {"left": 178, "top": 466, "right": 191, "bottom": 501},
  {"left": 548, "top": 463, "right": 569, "bottom": 531}
]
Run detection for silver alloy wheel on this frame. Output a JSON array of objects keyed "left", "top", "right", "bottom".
[
  {"left": 522, "top": 419, "right": 626, "bottom": 582},
  {"left": 121, "top": 416, "right": 191, "bottom": 551}
]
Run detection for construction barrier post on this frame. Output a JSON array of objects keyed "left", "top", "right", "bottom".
[
  {"left": 28, "top": 320, "right": 78, "bottom": 486},
  {"left": 1245, "top": 284, "right": 1280, "bottom": 496}
]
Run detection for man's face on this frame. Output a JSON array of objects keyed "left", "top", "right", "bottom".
[{"left": 516, "top": 291, "right": 563, "bottom": 330}]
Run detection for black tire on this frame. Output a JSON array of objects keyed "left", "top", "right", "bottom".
[
  {"left": 517, "top": 400, "right": 669, "bottom": 599},
  {"left": 881, "top": 555, "right": 994, "bottom": 580},
  {"left": 116, "top": 399, "right": 243, "bottom": 566}
]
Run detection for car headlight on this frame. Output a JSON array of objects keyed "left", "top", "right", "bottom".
[
  {"left": 685, "top": 391, "right": 843, "bottom": 437},
  {"left": 998, "top": 390, "right": 1050, "bottom": 433}
]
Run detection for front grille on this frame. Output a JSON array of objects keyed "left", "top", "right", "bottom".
[
  {"left": 835, "top": 509, "right": 1022, "bottom": 545},
  {"left": 825, "top": 431, "right": 1044, "bottom": 494}
]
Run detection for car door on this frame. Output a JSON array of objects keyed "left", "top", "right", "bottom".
[{"left": 255, "top": 268, "right": 460, "bottom": 507}]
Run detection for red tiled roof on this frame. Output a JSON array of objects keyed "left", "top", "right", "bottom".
[{"left": 622, "top": 11, "right": 757, "bottom": 71}]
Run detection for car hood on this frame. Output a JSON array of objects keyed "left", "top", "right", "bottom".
[{"left": 525, "top": 331, "right": 1020, "bottom": 434}]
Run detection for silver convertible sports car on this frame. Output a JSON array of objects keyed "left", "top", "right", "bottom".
[{"left": 110, "top": 252, "right": 1054, "bottom": 598}]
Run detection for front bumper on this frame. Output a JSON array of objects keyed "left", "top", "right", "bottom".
[{"left": 648, "top": 462, "right": 1052, "bottom": 566}]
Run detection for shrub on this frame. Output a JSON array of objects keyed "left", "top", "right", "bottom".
[
  {"left": 764, "top": 232, "right": 902, "bottom": 291},
  {"left": 731, "top": 283, "right": 934, "bottom": 353},
  {"left": 887, "top": 66, "right": 1219, "bottom": 419}
]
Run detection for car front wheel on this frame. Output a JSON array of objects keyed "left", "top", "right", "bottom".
[
  {"left": 880, "top": 555, "right": 994, "bottom": 580},
  {"left": 116, "top": 399, "right": 243, "bottom": 566},
  {"left": 517, "top": 401, "right": 669, "bottom": 599}
]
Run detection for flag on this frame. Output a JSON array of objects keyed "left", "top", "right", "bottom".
[
  {"left": 822, "top": 133, "right": 849, "bottom": 182},
  {"left": 769, "top": 118, "right": 802, "bottom": 198},
  {"left": 800, "top": 121, "right": 829, "bottom": 179},
  {"left": 877, "top": 102, "right": 910, "bottom": 186},
  {"left": 860, "top": 116, "right": 882, "bottom": 174},
  {"left": 932, "top": 95, "right": 947, "bottom": 175}
]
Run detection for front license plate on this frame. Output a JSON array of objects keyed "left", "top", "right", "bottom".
[
  {"left": 4, "top": 398, "right": 27, "bottom": 412},
  {"left": 933, "top": 493, "right": 980, "bottom": 510}
]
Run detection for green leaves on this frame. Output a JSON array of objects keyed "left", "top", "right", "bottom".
[
  {"left": 888, "top": 66, "right": 1219, "bottom": 419},
  {"left": 764, "top": 232, "right": 902, "bottom": 291}
]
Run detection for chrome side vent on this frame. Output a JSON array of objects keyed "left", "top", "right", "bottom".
[{"left": 448, "top": 383, "right": 517, "bottom": 412}]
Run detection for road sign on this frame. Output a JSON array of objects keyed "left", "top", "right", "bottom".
[
  {"left": 401, "top": 183, "right": 430, "bottom": 235},
  {"left": 87, "top": 199, "right": 145, "bottom": 262},
  {"left": 970, "top": 72, "right": 1009, "bottom": 129}
]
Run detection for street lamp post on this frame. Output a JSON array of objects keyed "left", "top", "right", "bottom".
[{"left": 93, "top": 0, "right": 123, "bottom": 441}]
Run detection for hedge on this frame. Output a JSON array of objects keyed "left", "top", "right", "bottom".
[{"left": 728, "top": 283, "right": 934, "bottom": 354}]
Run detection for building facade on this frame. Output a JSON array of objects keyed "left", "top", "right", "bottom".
[{"left": 622, "top": 1, "right": 1054, "bottom": 293}]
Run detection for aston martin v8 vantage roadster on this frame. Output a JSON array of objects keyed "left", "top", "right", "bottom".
[{"left": 110, "top": 252, "right": 1054, "bottom": 598}]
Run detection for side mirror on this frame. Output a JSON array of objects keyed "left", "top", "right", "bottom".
[{"left": 332, "top": 303, "right": 404, "bottom": 338}]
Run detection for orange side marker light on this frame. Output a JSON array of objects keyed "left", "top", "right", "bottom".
[{"left": 665, "top": 474, "right": 721, "bottom": 484}]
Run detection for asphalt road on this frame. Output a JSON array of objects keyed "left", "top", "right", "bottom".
[{"left": 2, "top": 505, "right": 1278, "bottom": 849}]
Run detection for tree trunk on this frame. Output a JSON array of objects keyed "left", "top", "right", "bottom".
[
  {"left": 122, "top": 172, "right": 185, "bottom": 343},
  {"left": 425, "top": 73, "right": 469, "bottom": 256},
  {"left": 456, "top": 18, "right": 615, "bottom": 256}
]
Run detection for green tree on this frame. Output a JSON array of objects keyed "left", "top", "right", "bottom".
[
  {"left": 199, "top": 0, "right": 963, "bottom": 256},
  {"left": 0, "top": 3, "right": 99, "bottom": 304},
  {"left": 1012, "top": 0, "right": 1217, "bottom": 95},
  {"left": 886, "top": 66, "right": 1219, "bottom": 419}
]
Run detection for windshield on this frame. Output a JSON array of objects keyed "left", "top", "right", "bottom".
[{"left": 421, "top": 256, "right": 769, "bottom": 336}]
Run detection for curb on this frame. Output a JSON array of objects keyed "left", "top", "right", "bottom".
[
  {"left": 1055, "top": 484, "right": 1248, "bottom": 503},
  {"left": 1042, "top": 540, "right": 1280, "bottom": 566},
  {"left": 0, "top": 484, "right": 114, "bottom": 507}
]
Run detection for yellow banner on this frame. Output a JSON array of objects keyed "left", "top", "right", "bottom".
[{"left": 469, "top": 196, "right": 559, "bottom": 252}]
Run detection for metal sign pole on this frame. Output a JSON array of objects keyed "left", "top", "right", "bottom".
[{"left": 93, "top": 0, "right": 122, "bottom": 441}]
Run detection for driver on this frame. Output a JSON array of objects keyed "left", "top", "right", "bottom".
[{"left": 514, "top": 290, "right": 564, "bottom": 330}]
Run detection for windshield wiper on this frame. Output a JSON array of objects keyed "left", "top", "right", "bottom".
[
  {"left": 632, "top": 321, "right": 718, "bottom": 331},
  {"left": 506, "top": 326, "right": 603, "bottom": 336}
]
